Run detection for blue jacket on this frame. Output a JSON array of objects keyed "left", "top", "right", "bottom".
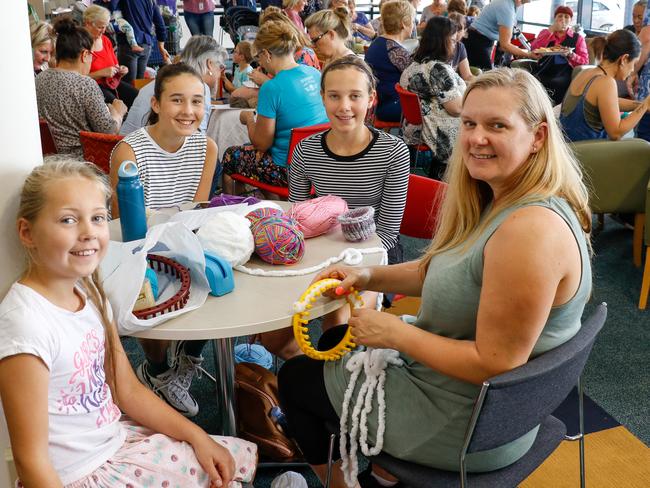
[{"left": 108, "top": 0, "right": 167, "bottom": 45}]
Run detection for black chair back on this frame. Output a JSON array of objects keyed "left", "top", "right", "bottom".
[{"left": 466, "top": 303, "right": 607, "bottom": 453}]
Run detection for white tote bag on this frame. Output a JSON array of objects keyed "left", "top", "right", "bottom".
[{"left": 100, "top": 221, "right": 210, "bottom": 335}]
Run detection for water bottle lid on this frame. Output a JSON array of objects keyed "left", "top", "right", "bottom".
[{"left": 118, "top": 160, "right": 139, "bottom": 179}]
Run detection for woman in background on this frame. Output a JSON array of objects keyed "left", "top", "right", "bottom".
[
  {"left": 365, "top": 0, "right": 414, "bottom": 122},
  {"left": 31, "top": 21, "right": 55, "bottom": 75}
]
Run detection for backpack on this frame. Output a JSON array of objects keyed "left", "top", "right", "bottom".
[{"left": 234, "top": 362, "right": 301, "bottom": 461}]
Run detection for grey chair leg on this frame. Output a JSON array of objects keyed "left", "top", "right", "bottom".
[
  {"left": 325, "top": 432, "right": 336, "bottom": 488},
  {"left": 578, "top": 377, "right": 586, "bottom": 488}
]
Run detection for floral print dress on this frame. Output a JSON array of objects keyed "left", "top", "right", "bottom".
[{"left": 399, "top": 60, "right": 466, "bottom": 164}]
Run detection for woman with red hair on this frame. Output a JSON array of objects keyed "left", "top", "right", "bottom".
[{"left": 530, "top": 5, "right": 589, "bottom": 104}]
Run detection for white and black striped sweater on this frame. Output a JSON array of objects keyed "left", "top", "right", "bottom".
[{"left": 289, "top": 128, "right": 410, "bottom": 250}]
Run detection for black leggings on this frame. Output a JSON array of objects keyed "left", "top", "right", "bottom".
[
  {"left": 465, "top": 28, "right": 495, "bottom": 71},
  {"left": 277, "top": 326, "right": 348, "bottom": 465}
]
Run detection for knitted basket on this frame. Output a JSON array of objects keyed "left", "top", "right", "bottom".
[{"left": 337, "top": 206, "right": 376, "bottom": 242}]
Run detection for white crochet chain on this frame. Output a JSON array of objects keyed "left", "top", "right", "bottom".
[
  {"left": 339, "top": 348, "right": 404, "bottom": 488},
  {"left": 233, "top": 247, "right": 388, "bottom": 277}
]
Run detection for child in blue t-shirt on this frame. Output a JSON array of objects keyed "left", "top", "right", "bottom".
[{"left": 223, "top": 41, "right": 254, "bottom": 93}]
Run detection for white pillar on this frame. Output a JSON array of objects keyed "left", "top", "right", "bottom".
[{"left": 0, "top": 1, "right": 44, "bottom": 485}]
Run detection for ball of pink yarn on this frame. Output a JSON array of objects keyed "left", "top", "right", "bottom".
[
  {"left": 246, "top": 207, "right": 284, "bottom": 231},
  {"left": 289, "top": 195, "right": 349, "bottom": 238},
  {"left": 253, "top": 216, "right": 305, "bottom": 265}
]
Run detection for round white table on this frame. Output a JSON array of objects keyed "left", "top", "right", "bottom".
[
  {"left": 207, "top": 105, "right": 253, "bottom": 160},
  {"left": 112, "top": 205, "right": 384, "bottom": 435}
]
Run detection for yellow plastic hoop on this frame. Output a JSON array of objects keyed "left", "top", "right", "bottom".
[{"left": 292, "top": 278, "right": 364, "bottom": 361}]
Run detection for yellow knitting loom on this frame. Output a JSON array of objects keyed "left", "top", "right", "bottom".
[{"left": 292, "top": 278, "right": 363, "bottom": 361}]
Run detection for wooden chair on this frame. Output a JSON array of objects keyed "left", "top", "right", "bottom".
[
  {"left": 133, "top": 78, "right": 154, "bottom": 90},
  {"left": 39, "top": 118, "right": 57, "bottom": 156},
  {"left": 79, "top": 131, "right": 124, "bottom": 174},
  {"left": 229, "top": 122, "right": 330, "bottom": 198}
]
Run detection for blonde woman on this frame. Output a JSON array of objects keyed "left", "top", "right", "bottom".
[
  {"left": 283, "top": 0, "right": 307, "bottom": 31},
  {"left": 278, "top": 68, "right": 592, "bottom": 488},
  {"left": 305, "top": 7, "right": 354, "bottom": 65},
  {"left": 222, "top": 20, "right": 328, "bottom": 192},
  {"left": 365, "top": 0, "right": 414, "bottom": 121},
  {"left": 31, "top": 21, "right": 55, "bottom": 75}
]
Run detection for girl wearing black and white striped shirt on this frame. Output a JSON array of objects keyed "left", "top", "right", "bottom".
[
  {"left": 261, "top": 56, "right": 410, "bottom": 360},
  {"left": 289, "top": 55, "right": 410, "bottom": 262},
  {"left": 109, "top": 63, "right": 218, "bottom": 419}
]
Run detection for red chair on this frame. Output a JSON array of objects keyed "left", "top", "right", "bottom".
[
  {"left": 229, "top": 122, "right": 330, "bottom": 198},
  {"left": 39, "top": 118, "right": 57, "bottom": 156},
  {"left": 391, "top": 174, "right": 447, "bottom": 304},
  {"left": 400, "top": 174, "right": 446, "bottom": 239},
  {"left": 395, "top": 83, "right": 431, "bottom": 168},
  {"left": 79, "top": 131, "right": 124, "bottom": 174}
]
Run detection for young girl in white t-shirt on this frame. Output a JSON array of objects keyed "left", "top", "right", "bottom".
[{"left": 0, "top": 160, "right": 256, "bottom": 487}]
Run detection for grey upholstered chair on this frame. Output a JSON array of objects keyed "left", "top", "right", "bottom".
[{"left": 332, "top": 303, "right": 607, "bottom": 488}]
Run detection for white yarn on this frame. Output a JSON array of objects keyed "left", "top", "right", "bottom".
[
  {"left": 196, "top": 211, "right": 254, "bottom": 267},
  {"left": 339, "top": 348, "right": 404, "bottom": 488},
  {"left": 234, "top": 247, "right": 387, "bottom": 277}
]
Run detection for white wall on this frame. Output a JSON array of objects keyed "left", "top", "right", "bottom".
[{"left": 0, "top": 1, "right": 45, "bottom": 485}]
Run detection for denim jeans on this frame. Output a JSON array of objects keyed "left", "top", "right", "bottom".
[
  {"left": 118, "top": 42, "right": 152, "bottom": 83},
  {"left": 184, "top": 11, "right": 214, "bottom": 36}
]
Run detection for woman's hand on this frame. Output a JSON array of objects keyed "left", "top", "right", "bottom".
[
  {"left": 98, "top": 65, "right": 119, "bottom": 78},
  {"left": 312, "top": 265, "right": 372, "bottom": 294},
  {"left": 119, "top": 65, "right": 129, "bottom": 76},
  {"left": 249, "top": 68, "right": 270, "bottom": 86},
  {"left": 110, "top": 99, "right": 128, "bottom": 117},
  {"left": 190, "top": 435, "right": 235, "bottom": 488},
  {"left": 348, "top": 308, "right": 403, "bottom": 349}
]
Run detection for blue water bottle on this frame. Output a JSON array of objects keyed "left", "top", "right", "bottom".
[{"left": 117, "top": 160, "right": 147, "bottom": 242}]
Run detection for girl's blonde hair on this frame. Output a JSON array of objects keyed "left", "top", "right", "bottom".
[
  {"left": 83, "top": 4, "right": 111, "bottom": 25},
  {"left": 421, "top": 68, "right": 591, "bottom": 270},
  {"left": 283, "top": 0, "right": 303, "bottom": 8},
  {"left": 255, "top": 19, "right": 302, "bottom": 57},
  {"left": 305, "top": 7, "right": 352, "bottom": 41},
  {"left": 18, "top": 160, "right": 119, "bottom": 396},
  {"left": 381, "top": 0, "right": 415, "bottom": 35},
  {"left": 260, "top": 7, "right": 312, "bottom": 49}
]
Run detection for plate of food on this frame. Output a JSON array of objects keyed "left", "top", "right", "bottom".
[{"left": 533, "top": 46, "right": 573, "bottom": 56}]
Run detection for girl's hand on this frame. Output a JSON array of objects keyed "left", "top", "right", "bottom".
[
  {"left": 311, "top": 265, "right": 372, "bottom": 294},
  {"left": 191, "top": 435, "right": 235, "bottom": 488},
  {"left": 348, "top": 308, "right": 403, "bottom": 349}
]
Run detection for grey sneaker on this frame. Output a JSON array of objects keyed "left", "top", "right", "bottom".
[{"left": 136, "top": 360, "right": 200, "bottom": 417}]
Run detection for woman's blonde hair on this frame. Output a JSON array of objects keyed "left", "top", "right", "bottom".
[
  {"left": 283, "top": 0, "right": 302, "bottom": 8},
  {"left": 260, "top": 7, "right": 312, "bottom": 49},
  {"left": 305, "top": 7, "right": 352, "bottom": 40},
  {"left": 381, "top": 0, "right": 415, "bottom": 35},
  {"left": 83, "top": 4, "right": 111, "bottom": 25},
  {"left": 255, "top": 18, "right": 302, "bottom": 56},
  {"left": 30, "top": 21, "right": 55, "bottom": 50},
  {"left": 421, "top": 68, "right": 591, "bottom": 270},
  {"left": 18, "top": 159, "right": 120, "bottom": 397}
]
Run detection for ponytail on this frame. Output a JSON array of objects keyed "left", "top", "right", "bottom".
[{"left": 255, "top": 20, "right": 300, "bottom": 57}]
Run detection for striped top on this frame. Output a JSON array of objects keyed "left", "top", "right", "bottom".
[
  {"left": 288, "top": 128, "right": 410, "bottom": 249},
  {"left": 115, "top": 127, "right": 207, "bottom": 210}
]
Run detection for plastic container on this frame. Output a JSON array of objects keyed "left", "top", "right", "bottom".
[{"left": 117, "top": 160, "right": 147, "bottom": 242}]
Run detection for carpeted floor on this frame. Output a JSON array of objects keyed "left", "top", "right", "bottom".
[{"left": 122, "top": 216, "right": 650, "bottom": 487}]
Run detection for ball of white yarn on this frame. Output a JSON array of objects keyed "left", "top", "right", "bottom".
[{"left": 196, "top": 211, "right": 254, "bottom": 267}]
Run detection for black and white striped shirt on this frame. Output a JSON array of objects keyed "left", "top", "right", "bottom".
[
  {"left": 117, "top": 128, "right": 207, "bottom": 210},
  {"left": 289, "top": 128, "right": 410, "bottom": 249}
]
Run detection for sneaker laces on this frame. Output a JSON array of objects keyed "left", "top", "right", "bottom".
[{"left": 175, "top": 353, "right": 203, "bottom": 390}]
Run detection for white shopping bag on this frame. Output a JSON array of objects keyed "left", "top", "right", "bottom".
[{"left": 101, "top": 221, "right": 210, "bottom": 335}]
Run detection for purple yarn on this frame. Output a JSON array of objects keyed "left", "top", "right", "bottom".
[{"left": 208, "top": 194, "right": 262, "bottom": 208}]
